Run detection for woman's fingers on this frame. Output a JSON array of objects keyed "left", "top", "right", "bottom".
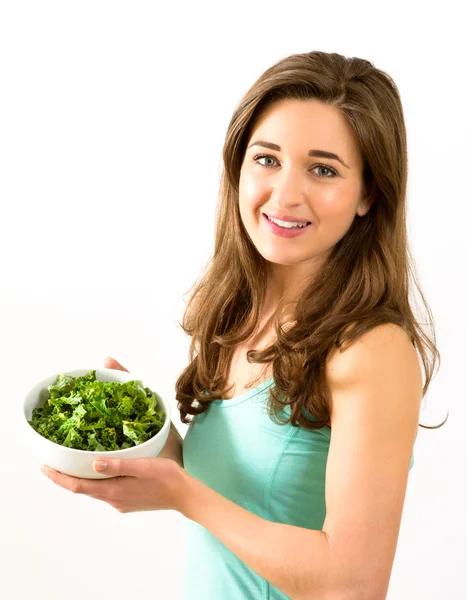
[
  {"left": 41, "top": 466, "right": 116, "bottom": 495},
  {"left": 104, "top": 357, "right": 129, "bottom": 372}
]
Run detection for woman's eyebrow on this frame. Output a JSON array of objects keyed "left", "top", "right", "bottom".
[{"left": 247, "top": 140, "right": 350, "bottom": 169}]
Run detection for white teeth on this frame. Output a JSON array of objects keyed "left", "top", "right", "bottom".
[{"left": 267, "top": 215, "right": 309, "bottom": 228}]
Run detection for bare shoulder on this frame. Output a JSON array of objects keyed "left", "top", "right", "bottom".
[{"left": 326, "top": 323, "right": 422, "bottom": 395}]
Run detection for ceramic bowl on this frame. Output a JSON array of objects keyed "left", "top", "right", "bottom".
[{"left": 23, "top": 367, "right": 170, "bottom": 479}]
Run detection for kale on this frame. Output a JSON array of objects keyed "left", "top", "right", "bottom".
[{"left": 29, "top": 370, "right": 165, "bottom": 451}]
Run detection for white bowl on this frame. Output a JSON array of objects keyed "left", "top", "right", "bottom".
[{"left": 23, "top": 367, "right": 170, "bottom": 479}]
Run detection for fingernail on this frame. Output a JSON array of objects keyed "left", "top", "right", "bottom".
[
  {"left": 41, "top": 465, "right": 49, "bottom": 475},
  {"left": 94, "top": 460, "right": 108, "bottom": 472}
]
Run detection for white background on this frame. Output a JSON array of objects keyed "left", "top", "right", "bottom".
[{"left": 1, "top": 1, "right": 466, "bottom": 598}]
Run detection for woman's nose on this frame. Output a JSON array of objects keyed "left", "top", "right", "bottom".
[{"left": 271, "top": 169, "right": 308, "bottom": 208}]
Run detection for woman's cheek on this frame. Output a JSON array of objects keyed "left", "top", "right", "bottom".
[
  {"left": 240, "top": 173, "right": 268, "bottom": 214},
  {"left": 317, "top": 188, "right": 362, "bottom": 239}
]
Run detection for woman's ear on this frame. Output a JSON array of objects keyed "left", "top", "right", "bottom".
[
  {"left": 356, "top": 195, "right": 373, "bottom": 217},
  {"left": 355, "top": 172, "right": 377, "bottom": 218}
]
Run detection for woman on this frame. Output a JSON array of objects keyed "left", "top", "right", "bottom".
[{"left": 43, "top": 51, "right": 444, "bottom": 599}]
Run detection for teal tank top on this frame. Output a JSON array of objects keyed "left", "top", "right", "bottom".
[{"left": 182, "top": 377, "right": 414, "bottom": 600}]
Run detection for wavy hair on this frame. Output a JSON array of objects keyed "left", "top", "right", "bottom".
[{"left": 175, "top": 50, "right": 445, "bottom": 430}]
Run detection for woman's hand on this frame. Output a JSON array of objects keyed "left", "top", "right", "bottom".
[
  {"left": 104, "top": 357, "right": 184, "bottom": 468},
  {"left": 41, "top": 457, "right": 187, "bottom": 513}
]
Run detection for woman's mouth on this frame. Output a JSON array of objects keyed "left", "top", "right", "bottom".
[{"left": 262, "top": 213, "right": 312, "bottom": 238}]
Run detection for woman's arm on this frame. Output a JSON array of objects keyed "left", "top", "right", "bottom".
[
  {"left": 179, "top": 324, "right": 422, "bottom": 600},
  {"left": 181, "top": 471, "right": 334, "bottom": 599},
  {"left": 158, "top": 421, "right": 184, "bottom": 468}
]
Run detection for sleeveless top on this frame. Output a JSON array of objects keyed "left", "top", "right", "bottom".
[{"left": 182, "top": 377, "right": 415, "bottom": 600}]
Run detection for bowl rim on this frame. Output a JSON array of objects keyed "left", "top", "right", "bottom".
[{"left": 23, "top": 367, "right": 171, "bottom": 456}]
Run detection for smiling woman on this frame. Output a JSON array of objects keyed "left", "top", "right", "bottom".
[
  {"left": 173, "top": 50, "right": 445, "bottom": 600},
  {"left": 40, "top": 49, "right": 444, "bottom": 600},
  {"left": 175, "top": 51, "right": 441, "bottom": 431}
]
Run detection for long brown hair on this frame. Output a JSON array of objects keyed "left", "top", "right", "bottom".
[{"left": 175, "top": 50, "right": 445, "bottom": 431}]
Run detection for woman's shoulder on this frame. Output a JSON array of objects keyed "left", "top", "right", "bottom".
[{"left": 325, "top": 323, "right": 416, "bottom": 390}]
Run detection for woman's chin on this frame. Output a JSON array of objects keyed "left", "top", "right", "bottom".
[{"left": 260, "top": 250, "right": 304, "bottom": 267}]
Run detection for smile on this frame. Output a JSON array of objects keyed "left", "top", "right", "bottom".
[
  {"left": 266, "top": 215, "right": 310, "bottom": 228},
  {"left": 262, "top": 213, "right": 312, "bottom": 238}
]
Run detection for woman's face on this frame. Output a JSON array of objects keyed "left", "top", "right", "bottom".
[{"left": 238, "top": 98, "right": 371, "bottom": 282}]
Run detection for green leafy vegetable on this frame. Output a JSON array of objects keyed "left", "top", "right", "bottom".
[{"left": 29, "top": 370, "right": 165, "bottom": 451}]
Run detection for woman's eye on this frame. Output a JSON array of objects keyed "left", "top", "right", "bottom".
[
  {"left": 253, "top": 154, "right": 278, "bottom": 168},
  {"left": 313, "top": 165, "right": 337, "bottom": 178}
]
